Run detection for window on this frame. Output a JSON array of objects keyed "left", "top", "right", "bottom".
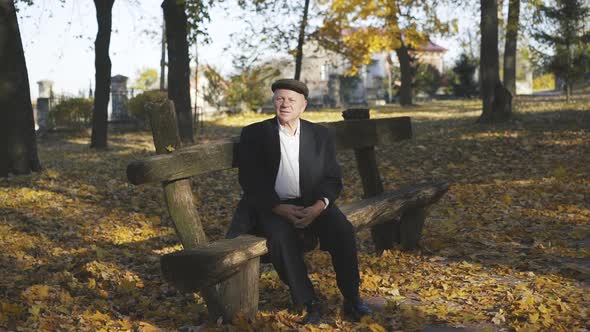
[{"left": 321, "top": 63, "right": 332, "bottom": 80}]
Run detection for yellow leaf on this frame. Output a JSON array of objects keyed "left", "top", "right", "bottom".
[
  {"left": 492, "top": 310, "right": 506, "bottom": 325},
  {"left": 87, "top": 310, "right": 110, "bottom": 323},
  {"left": 88, "top": 278, "right": 96, "bottom": 289},
  {"left": 23, "top": 284, "right": 51, "bottom": 302},
  {"left": 29, "top": 304, "right": 44, "bottom": 316},
  {"left": 369, "top": 323, "right": 387, "bottom": 332},
  {"left": 58, "top": 290, "right": 73, "bottom": 304},
  {"left": 165, "top": 145, "right": 175, "bottom": 152}
]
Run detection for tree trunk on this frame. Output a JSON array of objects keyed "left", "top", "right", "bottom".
[
  {"left": 478, "top": 0, "right": 511, "bottom": 123},
  {"left": 294, "top": 0, "right": 310, "bottom": 80},
  {"left": 0, "top": 0, "right": 42, "bottom": 176},
  {"left": 90, "top": 0, "right": 114, "bottom": 149},
  {"left": 503, "top": 0, "right": 519, "bottom": 97},
  {"left": 395, "top": 42, "right": 413, "bottom": 106},
  {"left": 194, "top": 42, "right": 199, "bottom": 130},
  {"left": 162, "top": 0, "right": 194, "bottom": 145},
  {"left": 160, "top": 16, "right": 166, "bottom": 90},
  {"left": 565, "top": 42, "right": 572, "bottom": 103}
]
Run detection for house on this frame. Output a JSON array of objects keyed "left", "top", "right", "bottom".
[{"left": 290, "top": 39, "right": 448, "bottom": 107}]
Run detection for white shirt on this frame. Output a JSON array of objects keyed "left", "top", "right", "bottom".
[
  {"left": 274, "top": 119, "right": 329, "bottom": 209},
  {"left": 275, "top": 119, "right": 301, "bottom": 200}
]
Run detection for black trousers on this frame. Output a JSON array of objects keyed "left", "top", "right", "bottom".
[{"left": 258, "top": 203, "right": 360, "bottom": 306}]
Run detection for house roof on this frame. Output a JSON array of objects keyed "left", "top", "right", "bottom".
[{"left": 419, "top": 41, "right": 447, "bottom": 52}]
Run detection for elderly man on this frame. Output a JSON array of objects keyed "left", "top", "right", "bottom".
[{"left": 227, "top": 79, "right": 372, "bottom": 324}]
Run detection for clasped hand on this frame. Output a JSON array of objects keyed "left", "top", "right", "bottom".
[{"left": 271, "top": 201, "right": 324, "bottom": 229}]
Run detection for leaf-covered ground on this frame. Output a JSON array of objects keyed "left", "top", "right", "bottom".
[{"left": 1, "top": 94, "right": 589, "bottom": 331}]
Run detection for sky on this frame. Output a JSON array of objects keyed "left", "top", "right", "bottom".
[{"left": 18, "top": 1, "right": 477, "bottom": 100}]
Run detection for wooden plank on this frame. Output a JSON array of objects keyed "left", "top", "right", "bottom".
[
  {"left": 399, "top": 207, "right": 428, "bottom": 250},
  {"left": 149, "top": 100, "right": 207, "bottom": 249},
  {"left": 342, "top": 108, "right": 393, "bottom": 255},
  {"left": 127, "top": 117, "right": 412, "bottom": 185},
  {"left": 160, "top": 234, "right": 267, "bottom": 291},
  {"left": 127, "top": 137, "right": 238, "bottom": 186},
  {"left": 205, "top": 258, "right": 260, "bottom": 322},
  {"left": 341, "top": 181, "right": 449, "bottom": 231}
]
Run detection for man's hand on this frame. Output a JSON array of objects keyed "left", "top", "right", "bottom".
[
  {"left": 293, "top": 200, "right": 325, "bottom": 229},
  {"left": 271, "top": 204, "right": 305, "bottom": 224}
]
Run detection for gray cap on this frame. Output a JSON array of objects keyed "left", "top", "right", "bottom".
[{"left": 271, "top": 79, "right": 309, "bottom": 99}]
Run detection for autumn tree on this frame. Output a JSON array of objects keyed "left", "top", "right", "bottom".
[
  {"left": 89, "top": 0, "right": 115, "bottom": 149},
  {"left": 235, "top": 0, "right": 312, "bottom": 80},
  {"left": 0, "top": 0, "right": 42, "bottom": 176},
  {"left": 503, "top": 0, "right": 520, "bottom": 96},
  {"left": 317, "top": 0, "right": 456, "bottom": 106},
  {"left": 162, "top": 0, "right": 193, "bottom": 144},
  {"left": 478, "top": 0, "right": 512, "bottom": 123},
  {"left": 162, "top": 0, "right": 216, "bottom": 145},
  {"left": 133, "top": 68, "right": 159, "bottom": 92},
  {"left": 533, "top": 0, "right": 590, "bottom": 102}
]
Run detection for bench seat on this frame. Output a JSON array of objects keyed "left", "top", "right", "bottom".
[{"left": 160, "top": 181, "right": 449, "bottom": 292}]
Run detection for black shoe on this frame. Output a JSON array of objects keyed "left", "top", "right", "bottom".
[
  {"left": 301, "top": 298, "right": 321, "bottom": 325},
  {"left": 342, "top": 297, "right": 373, "bottom": 322}
]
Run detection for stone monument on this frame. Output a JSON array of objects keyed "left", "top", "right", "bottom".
[
  {"left": 110, "top": 75, "right": 129, "bottom": 121},
  {"left": 36, "top": 80, "right": 54, "bottom": 131}
]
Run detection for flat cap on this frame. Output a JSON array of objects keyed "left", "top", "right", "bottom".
[{"left": 271, "top": 79, "right": 309, "bottom": 99}]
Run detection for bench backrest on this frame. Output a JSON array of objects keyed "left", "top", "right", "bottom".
[{"left": 127, "top": 116, "right": 412, "bottom": 185}]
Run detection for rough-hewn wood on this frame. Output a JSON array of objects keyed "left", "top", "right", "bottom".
[
  {"left": 341, "top": 182, "right": 449, "bottom": 231},
  {"left": 399, "top": 207, "right": 428, "bottom": 250},
  {"left": 164, "top": 180, "right": 207, "bottom": 248},
  {"left": 127, "top": 117, "right": 412, "bottom": 185},
  {"left": 161, "top": 235, "right": 267, "bottom": 291},
  {"left": 161, "top": 183, "right": 447, "bottom": 293},
  {"left": 203, "top": 258, "right": 260, "bottom": 322},
  {"left": 343, "top": 109, "right": 397, "bottom": 255},
  {"left": 127, "top": 138, "right": 237, "bottom": 185},
  {"left": 129, "top": 110, "right": 448, "bottom": 321},
  {"left": 149, "top": 100, "right": 206, "bottom": 248},
  {"left": 150, "top": 102, "right": 263, "bottom": 322}
]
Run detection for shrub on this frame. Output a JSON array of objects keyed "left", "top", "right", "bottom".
[
  {"left": 452, "top": 53, "right": 479, "bottom": 98},
  {"left": 49, "top": 98, "right": 93, "bottom": 130},
  {"left": 127, "top": 90, "right": 168, "bottom": 126},
  {"left": 226, "top": 64, "right": 281, "bottom": 113},
  {"left": 414, "top": 64, "right": 441, "bottom": 97}
]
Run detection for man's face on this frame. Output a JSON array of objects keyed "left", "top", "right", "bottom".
[{"left": 273, "top": 89, "right": 307, "bottom": 125}]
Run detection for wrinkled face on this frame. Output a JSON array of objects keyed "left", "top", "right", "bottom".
[{"left": 273, "top": 89, "right": 307, "bottom": 125}]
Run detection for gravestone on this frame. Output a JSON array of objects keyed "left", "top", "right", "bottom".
[
  {"left": 110, "top": 75, "right": 129, "bottom": 121},
  {"left": 36, "top": 80, "right": 54, "bottom": 131},
  {"left": 36, "top": 98, "right": 50, "bottom": 131},
  {"left": 37, "top": 80, "right": 53, "bottom": 98},
  {"left": 327, "top": 73, "right": 341, "bottom": 107}
]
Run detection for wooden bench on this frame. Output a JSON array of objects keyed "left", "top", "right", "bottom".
[{"left": 126, "top": 102, "right": 448, "bottom": 323}]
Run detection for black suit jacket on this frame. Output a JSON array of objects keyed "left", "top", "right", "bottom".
[{"left": 226, "top": 117, "right": 343, "bottom": 238}]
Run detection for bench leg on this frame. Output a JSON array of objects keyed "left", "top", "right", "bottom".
[
  {"left": 202, "top": 257, "right": 260, "bottom": 323},
  {"left": 370, "top": 222, "right": 399, "bottom": 255},
  {"left": 399, "top": 207, "right": 427, "bottom": 250}
]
